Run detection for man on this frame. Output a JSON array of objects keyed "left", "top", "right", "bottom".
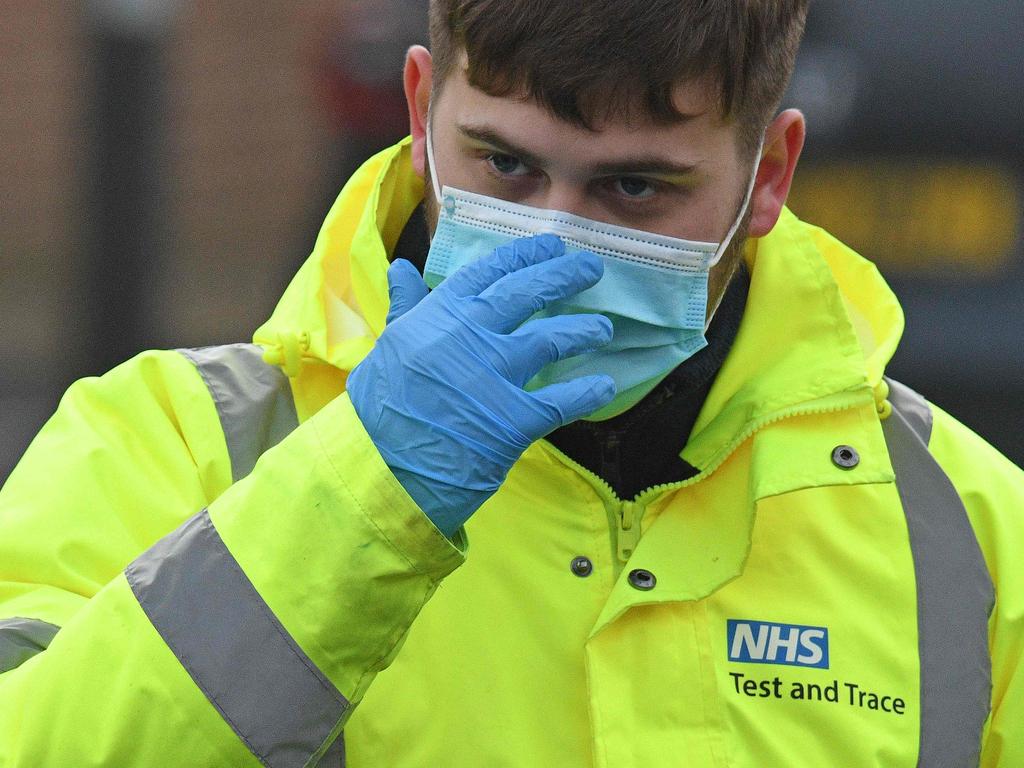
[{"left": 1, "top": 1, "right": 1021, "bottom": 765}]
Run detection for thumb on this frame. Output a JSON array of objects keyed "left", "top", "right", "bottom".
[{"left": 386, "top": 259, "right": 429, "bottom": 324}]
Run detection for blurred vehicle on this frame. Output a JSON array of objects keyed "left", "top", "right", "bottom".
[{"left": 784, "top": 1, "right": 1024, "bottom": 463}]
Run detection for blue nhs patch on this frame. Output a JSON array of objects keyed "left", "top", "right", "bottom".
[{"left": 727, "top": 619, "right": 829, "bottom": 669}]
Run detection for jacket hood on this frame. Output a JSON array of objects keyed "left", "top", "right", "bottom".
[
  {"left": 255, "top": 138, "right": 905, "bottom": 465},
  {"left": 254, "top": 139, "right": 425, "bottom": 380}
]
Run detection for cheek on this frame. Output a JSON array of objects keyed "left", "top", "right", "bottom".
[
  {"left": 700, "top": 178, "right": 752, "bottom": 242},
  {"left": 654, "top": 192, "right": 737, "bottom": 243},
  {"left": 436, "top": 144, "right": 488, "bottom": 193}
]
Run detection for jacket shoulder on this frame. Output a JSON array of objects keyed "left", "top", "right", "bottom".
[
  {"left": 929, "top": 403, "right": 1024, "bottom": 552},
  {"left": 924, "top": 399, "right": 1024, "bottom": 762},
  {"left": 926, "top": 401, "right": 1024, "bottom": 578}
]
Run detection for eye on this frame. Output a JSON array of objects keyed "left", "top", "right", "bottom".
[
  {"left": 613, "top": 177, "right": 656, "bottom": 199},
  {"left": 486, "top": 153, "right": 530, "bottom": 177}
]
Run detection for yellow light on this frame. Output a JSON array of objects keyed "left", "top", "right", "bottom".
[{"left": 787, "top": 161, "right": 1021, "bottom": 275}]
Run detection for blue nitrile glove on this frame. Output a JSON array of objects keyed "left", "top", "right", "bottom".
[{"left": 346, "top": 234, "right": 616, "bottom": 538}]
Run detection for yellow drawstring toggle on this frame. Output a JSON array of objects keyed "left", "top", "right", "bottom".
[
  {"left": 874, "top": 378, "right": 893, "bottom": 421},
  {"left": 262, "top": 331, "right": 309, "bottom": 378}
]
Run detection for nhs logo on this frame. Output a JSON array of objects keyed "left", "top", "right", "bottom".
[{"left": 727, "top": 619, "right": 829, "bottom": 669}]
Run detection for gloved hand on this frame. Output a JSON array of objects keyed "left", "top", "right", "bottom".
[{"left": 346, "top": 234, "right": 616, "bottom": 538}]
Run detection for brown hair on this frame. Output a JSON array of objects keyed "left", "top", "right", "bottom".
[{"left": 428, "top": 0, "right": 809, "bottom": 158}]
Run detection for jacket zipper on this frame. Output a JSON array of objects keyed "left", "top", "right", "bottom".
[
  {"left": 617, "top": 499, "right": 642, "bottom": 563},
  {"left": 539, "top": 392, "right": 869, "bottom": 568},
  {"left": 597, "top": 430, "right": 642, "bottom": 561}
]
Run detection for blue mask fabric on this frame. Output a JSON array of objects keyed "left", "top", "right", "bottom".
[{"left": 422, "top": 122, "right": 763, "bottom": 421}]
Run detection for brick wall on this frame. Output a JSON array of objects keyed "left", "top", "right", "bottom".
[
  {"left": 0, "top": 3, "right": 84, "bottom": 383},
  {"left": 159, "top": 1, "right": 334, "bottom": 346},
  {"left": 1, "top": 2, "right": 340, "bottom": 479}
]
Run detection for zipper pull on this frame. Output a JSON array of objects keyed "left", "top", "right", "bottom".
[{"left": 617, "top": 500, "right": 643, "bottom": 563}]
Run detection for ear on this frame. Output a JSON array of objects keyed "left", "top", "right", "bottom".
[
  {"left": 747, "top": 109, "right": 806, "bottom": 238},
  {"left": 404, "top": 45, "right": 433, "bottom": 177}
]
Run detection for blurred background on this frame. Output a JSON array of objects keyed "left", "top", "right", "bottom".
[{"left": 1, "top": 1, "right": 1022, "bottom": 482}]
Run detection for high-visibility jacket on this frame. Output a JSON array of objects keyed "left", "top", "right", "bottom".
[{"left": 1, "top": 138, "right": 1022, "bottom": 768}]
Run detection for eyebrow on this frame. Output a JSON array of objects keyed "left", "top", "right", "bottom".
[{"left": 457, "top": 124, "right": 698, "bottom": 178}]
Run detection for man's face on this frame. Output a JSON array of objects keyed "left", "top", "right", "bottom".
[{"left": 423, "top": 60, "right": 757, "bottom": 303}]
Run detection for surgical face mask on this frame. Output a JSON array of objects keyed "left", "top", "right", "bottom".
[{"left": 422, "top": 121, "right": 762, "bottom": 421}]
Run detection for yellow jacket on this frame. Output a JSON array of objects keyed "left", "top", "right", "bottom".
[{"left": 1, "top": 139, "right": 1022, "bottom": 767}]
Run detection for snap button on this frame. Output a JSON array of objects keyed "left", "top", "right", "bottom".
[
  {"left": 570, "top": 556, "right": 593, "bottom": 577},
  {"left": 628, "top": 568, "right": 656, "bottom": 591},
  {"left": 831, "top": 445, "right": 860, "bottom": 469}
]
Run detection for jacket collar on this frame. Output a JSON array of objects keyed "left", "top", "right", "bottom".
[
  {"left": 254, "top": 139, "right": 422, "bottom": 379},
  {"left": 683, "top": 206, "right": 904, "bottom": 470}
]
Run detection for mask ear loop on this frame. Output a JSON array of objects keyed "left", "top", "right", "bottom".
[
  {"left": 709, "top": 133, "right": 765, "bottom": 269},
  {"left": 704, "top": 132, "right": 766, "bottom": 331},
  {"left": 424, "top": 110, "right": 444, "bottom": 204}
]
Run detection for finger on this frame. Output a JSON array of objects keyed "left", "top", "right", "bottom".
[
  {"left": 530, "top": 375, "right": 617, "bottom": 428},
  {"left": 471, "top": 250, "right": 604, "bottom": 333},
  {"left": 386, "top": 259, "right": 429, "bottom": 324},
  {"left": 505, "top": 314, "right": 613, "bottom": 386},
  {"left": 441, "top": 233, "right": 565, "bottom": 298}
]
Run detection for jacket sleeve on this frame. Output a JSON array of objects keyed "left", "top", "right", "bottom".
[
  {"left": 927, "top": 404, "right": 1024, "bottom": 768},
  {"left": 0, "top": 349, "right": 465, "bottom": 766}
]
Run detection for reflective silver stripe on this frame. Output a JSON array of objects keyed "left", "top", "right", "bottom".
[
  {"left": 178, "top": 344, "right": 299, "bottom": 483},
  {"left": 0, "top": 617, "right": 60, "bottom": 674},
  {"left": 883, "top": 378, "right": 993, "bottom": 768},
  {"left": 126, "top": 509, "right": 348, "bottom": 768}
]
